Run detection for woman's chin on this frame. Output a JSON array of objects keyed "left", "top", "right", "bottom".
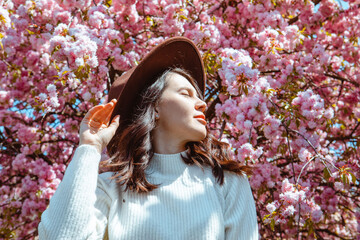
[{"left": 188, "top": 128, "right": 207, "bottom": 142}]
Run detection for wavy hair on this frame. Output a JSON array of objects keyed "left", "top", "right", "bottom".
[{"left": 103, "top": 68, "right": 251, "bottom": 193}]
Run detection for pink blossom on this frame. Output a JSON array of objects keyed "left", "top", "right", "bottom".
[
  {"left": 283, "top": 205, "right": 296, "bottom": 217},
  {"left": 318, "top": 0, "right": 337, "bottom": 17},
  {"left": 0, "top": 7, "right": 11, "bottom": 31},
  {"left": 312, "top": 209, "right": 323, "bottom": 223},
  {"left": 298, "top": 148, "right": 311, "bottom": 162},
  {"left": 236, "top": 143, "right": 263, "bottom": 163},
  {"left": 324, "top": 108, "right": 334, "bottom": 119},
  {"left": 16, "top": 125, "right": 38, "bottom": 144},
  {"left": 266, "top": 203, "right": 277, "bottom": 213},
  {"left": 47, "top": 84, "right": 56, "bottom": 93},
  {"left": 82, "top": 92, "right": 92, "bottom": 101}
]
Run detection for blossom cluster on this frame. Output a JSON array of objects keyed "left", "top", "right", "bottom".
[
  {"left": 265, "top": 179, "right": 323, "bottom": 225},
  {"left": 1, "top": 0, "right": 359, "bottom": 239}
]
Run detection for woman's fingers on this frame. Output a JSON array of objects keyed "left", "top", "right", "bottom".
[
  {"left": 90, "top": 99, "right": 117, "bottom": 125},
  {"left": 103, "top": 101, "right": 117, "bottom": 124},
  {"left": 81, "top": 99, "right": 117, "bottom": 131},
  {"left": 108, "top": 115, "right": 120, "bottom": 132},
  {"left": 82, "top": 105, "right": 104, "bottom": 122}
]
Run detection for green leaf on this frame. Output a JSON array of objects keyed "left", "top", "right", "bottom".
[
  {"left": 70, "top": 98, "right": 76, "bottom": 105},
  {"left": 36, "top": 190, "right": 42, "bottom": 198},
  {"left": 243, "top": 85, "right": 248, "bottom": 95},
  {"left": 90, "top": 97, "right": 97, "bottom": 105},
  {"left": 349, "top": 172, "right": 357, "bottom": 184},
  {"left": 221, "top": 112, "right": 230, "bottom": 120},
  {"left": 307, "top": 219, "right": 315, "bottom": 236},
  {"left": 77, "top": 65, "right": 84, "bottom": 72},
  {"left": 270, "top": 219, "right": 275, "bottom": 231},
  {"left": 263, "top": 214, "right": 270, "bottom": 221},
  {"left": 111, "top": 39, "right": 119, "bottom": 45},
  {"left": 266, "top": 88, "right": 275, "bottom": 94},
  {"left": 104, "top": 0, "right": 112, "bottom": 7},
  {"left": 278, "top": 143, "right": 287, "bottom": 155},
  {"left": 26, "top": 29, "right": 35, "bottom": 35},
  {"left": 323, "top": 167, "right": 331, "bottom": 181},
  {"left": 286, "top": 119, "right": 291, "bottom": 127},
  {"left": 341, "top": 173, "right": 349, "bottom": 185},
  {"left": 108, "top": 56, "right": 115, "bottom": 64},
  {"left": 299, "top": 26, "right": 306, "bottom": 34},
  {"left": 179, "top": 15, "right": 188, "bottom": 20},
  {"left": 0, "top": 32, "right": 3, "bottom": 49}
]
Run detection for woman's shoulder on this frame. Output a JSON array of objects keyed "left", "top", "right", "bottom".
[
  {"left": 223, "top": 170, "right": 248, "bottom": 183},
  {"left": 222, "top": 170, "right": 251, "bottom": 196}
]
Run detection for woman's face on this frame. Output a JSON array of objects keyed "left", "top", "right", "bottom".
[{"left": 154, "top": 72, "right": 207, "bottom": 145}]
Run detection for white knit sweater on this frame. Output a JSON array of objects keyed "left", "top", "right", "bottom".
[{"left": 38, "top": 145, "right": 258, "bottom": 239}]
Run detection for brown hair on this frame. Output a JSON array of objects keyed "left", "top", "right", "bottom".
[{"left": 103, "top": 68, "right": 251, "bottom": 193}]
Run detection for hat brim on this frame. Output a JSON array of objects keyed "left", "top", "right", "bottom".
[{"left": 108, "top": 37, "right": 205, "bottom": 123}]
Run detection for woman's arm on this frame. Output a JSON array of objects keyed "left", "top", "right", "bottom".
[
  {"left": 38, "top": 145, "right": 110, "bottom": 239},
  {"left": 224, "top": 173, "right": 259, "bottom": 240},
  {"left": 38, "top": 100, "right": 120, "bottom": 239}
]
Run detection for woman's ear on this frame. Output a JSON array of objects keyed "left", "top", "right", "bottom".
[
  {"left": 154, "top": 102, "right": 160, "bottom": 113},
  {"left": 154, "top": 107, "right": 160, "bottom": 120}
]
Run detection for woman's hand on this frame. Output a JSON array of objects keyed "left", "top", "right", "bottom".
[{"left": 79, "top": 99, "right": 120, "bottom": 154}]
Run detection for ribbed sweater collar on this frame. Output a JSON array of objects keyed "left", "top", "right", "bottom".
[{"left": 148, "top": 149, "right": 189, "bottom": 176}]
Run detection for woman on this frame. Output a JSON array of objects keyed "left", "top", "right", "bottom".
[{"left": 38, "top": 37, "right": 259, "bottom": 239}]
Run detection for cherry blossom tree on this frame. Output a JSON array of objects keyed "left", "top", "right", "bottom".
[{"left": 1, "top": 0, "right": 359, "bottom": 239}]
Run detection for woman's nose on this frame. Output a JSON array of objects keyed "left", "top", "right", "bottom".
[{"left": 195, "top": 99, "right": 207, "bottom": 113}]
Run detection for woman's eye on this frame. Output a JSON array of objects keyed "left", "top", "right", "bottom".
[{"left": 181, "top": 92, "right": 190, "bottom": 96}]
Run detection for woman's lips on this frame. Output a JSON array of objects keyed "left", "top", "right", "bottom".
[{"left": 194, "top": 116, "right": 207, "bottom": 125}]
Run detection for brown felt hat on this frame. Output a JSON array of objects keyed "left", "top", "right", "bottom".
[{"left": 108, "top": 37, "right": 206, "bottom": 122}]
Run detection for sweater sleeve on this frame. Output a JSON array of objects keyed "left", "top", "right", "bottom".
[
  {"left": 38, "top": 145, "right": 112, "bottom": 240},
  {"left": 223, "top": 173, "right": 259, "bottom": 240}
]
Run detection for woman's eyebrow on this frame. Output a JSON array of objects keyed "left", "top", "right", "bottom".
[{"left": 179, "top": 87, "right": 200, "bottom": 98}]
